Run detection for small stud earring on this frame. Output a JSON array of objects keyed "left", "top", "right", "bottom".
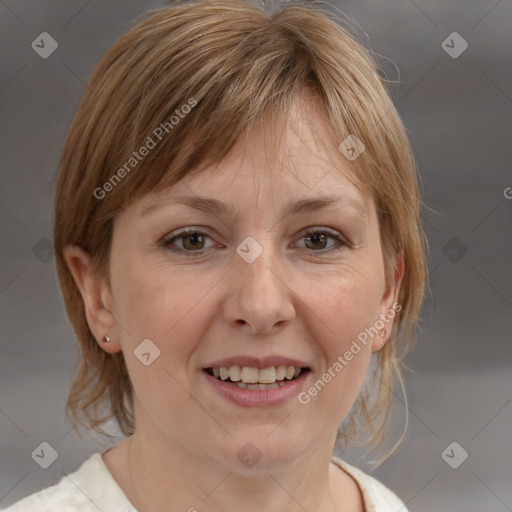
[
  {"left": 379, "top": 329, "right": 385, "bottom": 338},
  {"left": 102, "top": 335, "right": 111, "bottom": 343}
]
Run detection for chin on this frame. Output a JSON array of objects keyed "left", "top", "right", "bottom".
[{"left": 216, "top": 427, "right": 309, "bottom": 472}]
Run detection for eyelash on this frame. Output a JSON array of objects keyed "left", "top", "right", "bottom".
[{"left": 161, "top": 227, "right": 349, "bottom": 257}]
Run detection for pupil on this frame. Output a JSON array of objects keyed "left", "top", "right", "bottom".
[
  {"left": 306, "top": 233, "right": 326, "bottom": 250},
  {"left": 185, "top": 234, "right": 203, "bottom": 250}
]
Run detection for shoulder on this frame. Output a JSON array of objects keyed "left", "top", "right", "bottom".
[
  {"left": 1, "top": 481, "right": 91, "bottom": 512},
  {"left": 1, "top": 452, "right": 137, "bottom": 512},
  {"left": 331, "top": 456, "right": 408, "bottom": 512}
]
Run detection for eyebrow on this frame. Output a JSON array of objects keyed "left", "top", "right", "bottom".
[{"left": 141, "top": 194, "right": 368, "bottom": 219}]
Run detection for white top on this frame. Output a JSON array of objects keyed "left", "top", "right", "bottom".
[{"left": 2, "top": 451, "right": 408, "bottom": 512}]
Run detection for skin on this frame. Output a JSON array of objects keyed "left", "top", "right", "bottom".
[{"left": 64, "top": 94, "right": 404, "bottom": 512}]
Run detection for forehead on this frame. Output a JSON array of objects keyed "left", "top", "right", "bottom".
[{"left": 133, "top": 93, "right": 372, "bottom": 216}]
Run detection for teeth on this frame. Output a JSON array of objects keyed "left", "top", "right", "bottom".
[
  {"left": 259, "top": 367, "right": 276, "bottom": 383},
  {"left": 276, "top": 365, "right": 287, "bottom": 380},
  {"left": 229, "top": 365, "right": 241, "bottom": 381},
  {"left": 232, "top": 381, "right": 282, "bottom": 390},
  {"left": 209, "top": 365, "right": 304, "bottom": 384},
  {"left": 241, "top": 367, "right": 259, "bottom": 383}
]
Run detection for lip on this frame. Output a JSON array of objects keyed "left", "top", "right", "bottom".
[
  {"left": 201, "top": 368, "right": 310, "bottom": 407},
  {"left": 203, "top": 355, "right": 310, "bottom": 370}
]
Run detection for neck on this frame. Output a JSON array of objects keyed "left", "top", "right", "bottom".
[{"left": 119, "top": 429, "right": 350, "bottom": 512}]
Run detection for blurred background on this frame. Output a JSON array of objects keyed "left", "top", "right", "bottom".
[{"left": 1, "top": 1, "right": 511, "bottom": 510}]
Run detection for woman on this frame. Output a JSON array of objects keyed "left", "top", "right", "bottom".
[{"left": 4, "top": 0, "right": 427, "bottom": 510}]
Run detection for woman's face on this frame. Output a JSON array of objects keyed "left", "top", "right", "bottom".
[{"left": 91, "top": 100, "right": 400, "bottom": 471}]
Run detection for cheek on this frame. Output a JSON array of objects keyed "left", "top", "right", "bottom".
[
  {"left": 111, "top": 257, "right": 211, "bottom": 365},
  {"left": 297, "top": 270, "right": 380, "bottom": 408},
  {"left": 110, "top": 260, "right": 207, "bottom": 411},
  {"left": 299, "top": 277, "right": 376, "bottom": 421},
  {"left": 305, "top": 270, "right": 381, "bottom": 350}
]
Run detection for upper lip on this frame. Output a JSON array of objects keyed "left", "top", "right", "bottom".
[{"left": 203, "top": 355, "right": 310, "bottom": 370}]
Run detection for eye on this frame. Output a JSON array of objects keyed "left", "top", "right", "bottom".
[
  {"left": 162, "top": 227, "right": 214, "bottom": 256},
  {"left": 161, "top": 227, "right": 349, "bottom": 257},
  {"left": 294, "top": 228, "right": 348, "bottom": 254}
]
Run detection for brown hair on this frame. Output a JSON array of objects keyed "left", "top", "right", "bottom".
[{"left": 54, "top": 0, "right": 427, "bottom": 463}]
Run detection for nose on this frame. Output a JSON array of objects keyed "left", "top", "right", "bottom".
[{"left": 222, "top": 243, "right": 296, "bottom": 335}]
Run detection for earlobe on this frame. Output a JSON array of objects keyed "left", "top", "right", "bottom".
[
  {"left": 371, "top": 328, "right": 388, "bottom": 352},
  {"left": 62, "top": 245, "right": 121, "bottom": 353}
]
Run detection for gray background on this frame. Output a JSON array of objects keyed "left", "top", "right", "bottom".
[{"left": 1, "top": 0, "right": 511, "bottom": 510}]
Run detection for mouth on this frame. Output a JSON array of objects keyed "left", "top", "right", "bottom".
[{"left": 203, "top": 365, "right": 311, "bottom": 390}]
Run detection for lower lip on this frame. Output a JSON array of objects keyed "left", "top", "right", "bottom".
[{"left": 202, "top": 370, "right": 310, "bottom": 407}]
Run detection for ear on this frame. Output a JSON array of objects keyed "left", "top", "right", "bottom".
[
  {"left": 63, "top": 245, "right": 122, "bottom": 354},
  {"left": 372, "top": 249, "right": 405, "bottom": 352}
]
